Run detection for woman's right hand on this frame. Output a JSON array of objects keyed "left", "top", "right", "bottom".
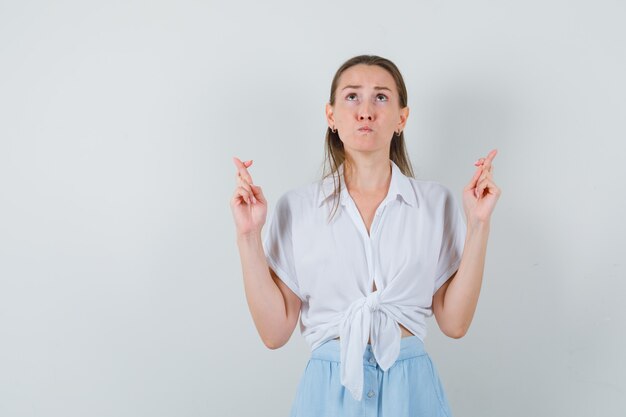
[{"left": 230, "top": 156, "right": 268, "bottom": 238}]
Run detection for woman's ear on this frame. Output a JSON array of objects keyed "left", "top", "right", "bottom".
[
  {"left": 398, "top": 106, "right": 409, "bottom": 131},
  {"left": 325, "top": 103, "right": 335, "bottom": 128}
]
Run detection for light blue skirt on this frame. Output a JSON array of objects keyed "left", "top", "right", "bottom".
[{"left": 289, "top": 336, "right": 453, "bottom": 417}]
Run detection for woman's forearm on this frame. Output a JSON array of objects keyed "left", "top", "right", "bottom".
[
  {"left": 237, "top": 232, "right": 289, "bottom": 348},
  {"left": 442, "top": 220, "right": 490, "bottom": 337}
]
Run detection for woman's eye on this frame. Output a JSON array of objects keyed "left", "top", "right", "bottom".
[
  {"left": 346, "top": 93, "right": 357, "bottom": 101},
  {"left": 376, "top": 94, "right": 388, "bottom": 101}
]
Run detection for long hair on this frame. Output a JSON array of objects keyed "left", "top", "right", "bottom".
[{"left": 322, "top": 55, "right": 415, "bottom": 222}]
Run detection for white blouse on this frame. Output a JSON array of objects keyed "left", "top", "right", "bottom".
[{"left": 262, "top": 159, "right": 466, "bottom": 401}]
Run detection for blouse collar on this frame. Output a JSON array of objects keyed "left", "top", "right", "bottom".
[{"left": 317, "top": 159, "right": 418, "bottom": 209}]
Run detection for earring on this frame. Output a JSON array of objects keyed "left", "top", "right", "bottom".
[
  {"left": 331, "top": 126, "right": 337, "bottom": 133},
  {"left": 395, "top": 130, "right": 402, "bottom": 137}
]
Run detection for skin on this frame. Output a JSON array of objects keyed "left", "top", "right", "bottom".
[
  {"left": 231, "top": 64, "right": 501, "bottom": 348},
  {"left": 231, "top": 157, "right": 299, "bottom": 349}
]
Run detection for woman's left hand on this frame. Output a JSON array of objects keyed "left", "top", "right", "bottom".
[{"left": 462, "top": 149, "right": 502, "bottom": 225}]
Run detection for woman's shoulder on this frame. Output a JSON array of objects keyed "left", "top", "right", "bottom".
[
  {"left": 405, "top": 177, "right": 456, "bottom": 202},
  {"left": 271, "top": 180, "right": 321, "bottom": 211}
]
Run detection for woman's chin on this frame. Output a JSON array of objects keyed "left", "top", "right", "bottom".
[{"left": 344, "top": 143, "right": 390, "bottom": 155}]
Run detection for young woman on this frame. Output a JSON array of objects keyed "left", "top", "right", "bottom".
[{"left": 230, "top": 55, "right": 501, "bottom": 417}]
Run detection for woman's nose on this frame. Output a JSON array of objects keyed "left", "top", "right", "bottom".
[{"left": 358, "top": 103, "right": 373, "bottom": 120}]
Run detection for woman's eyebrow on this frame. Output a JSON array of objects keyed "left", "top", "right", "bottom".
[{"left": 341, "top": 85, "right": 392, "bottom": 92}]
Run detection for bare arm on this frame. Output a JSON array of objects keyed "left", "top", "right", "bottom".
[
  {"left": 433, "top": 149, "right": 501, "bottom": 338},
  {"left": 432, "top": 221, "right": 489, "bottom": 338},
  {"left": 237, "top": 231, "right": 301, "bottom": 349},
  {"left": 231, "top": 157, "right": 301, "bottom": 349}
]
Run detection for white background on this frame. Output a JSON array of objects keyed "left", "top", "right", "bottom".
[{"left": 1, "top": 1, "right": 625, "bottom": 416}]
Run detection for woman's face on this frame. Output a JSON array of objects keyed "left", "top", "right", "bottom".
[{"left": 326, "top": 64, "right": 409, "bottom": 157}]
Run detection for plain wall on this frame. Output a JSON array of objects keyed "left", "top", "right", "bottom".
[{"left": 1, "top": 1, "right": 625, "bottom": 416}]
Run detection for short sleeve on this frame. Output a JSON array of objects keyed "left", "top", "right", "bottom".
[
  {"left": 433, "top": 186, "right": 467, "bottom": 295},
  {"left": 262, "top": 193, "right": 304, "bottom": 301}
]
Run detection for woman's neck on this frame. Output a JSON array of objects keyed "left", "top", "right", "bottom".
[{"left": 343, "top": 154, "right": 391, "bottom": 193}]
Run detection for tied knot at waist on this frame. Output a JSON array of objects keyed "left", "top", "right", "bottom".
[
  {"left": 339, "top": 290, "right": 402, "bottom": 402},
  {"left": 365, "top": 290, "right": 381, "bottom": 312}
]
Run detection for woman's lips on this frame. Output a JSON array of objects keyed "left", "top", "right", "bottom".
[{"left": 358, "top": 127, "right": 373, "bottom": 132}]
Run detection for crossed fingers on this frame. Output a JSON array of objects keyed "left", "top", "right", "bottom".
[
  {"left": 470, "top": 149, "right": 498, "bottom": 199},
  {"left": 474, "top": 149, "right": 496, "bottom": 173},
  {"left": 233, "top": 157, "right": 256, "bottom": 205}
]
